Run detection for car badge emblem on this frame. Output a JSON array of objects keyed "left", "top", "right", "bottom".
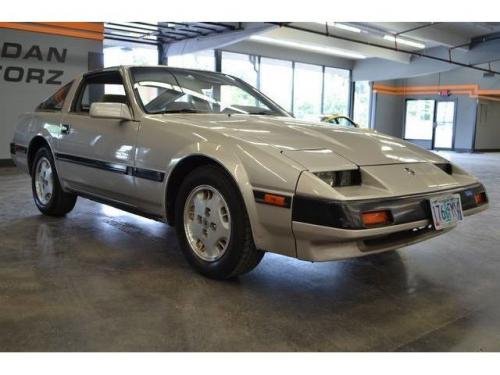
[{"left": 404, "top": 167, "right": 416, "bottom": 176}]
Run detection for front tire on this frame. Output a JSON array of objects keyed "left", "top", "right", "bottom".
[
  {"left": 175, "top": 165, "right": 264, "bottom": 279},
  {"left": 31, "top": 146, "right": 77, "bottom": 217}
]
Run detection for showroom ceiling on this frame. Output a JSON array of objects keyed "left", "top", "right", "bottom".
[
  {"left": 103, "top": 22, "right": 500, "bottom": 80},
  {"left": 104, "top": 22, "right": 240, "bottom": 46},
  {"left": 104, "top": 22, "right": 500, "bottom": 60},
  {"left": 308, "top": 22, "right": 500, "bottom": 50}
]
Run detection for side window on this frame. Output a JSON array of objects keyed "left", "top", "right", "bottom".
[
  {"left": 37, "top": 81, "right": 73, "bottom": 111},
  {"left": 72, "top": 71, "right": 128, "bottom": 113}
]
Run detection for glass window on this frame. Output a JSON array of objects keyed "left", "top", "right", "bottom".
[
  {"left": 221, "top": 52, "right": 259, "bottom": 87},
  {"left": 37, "top": 81, "right": 73, "bottom": 111},
  {"left": 293, "top": 63, "right": 322, "bottom": 120},
  {"left": 323, "top": 67, "right": 350, "bottom": 117},
  {"left": 131, "top": 67, "right": 288, "bottom": 116},
  {"left": 104, "top": 45, "right": 158, "bottom": 67},
  {"left": 168, "top": 49, "right": 215, "bottom": 71},
  {"left": 73, "top": 72, "right": 127, "bottom": 113},
  {"left": 353, "top": 81, "right": 371, "bottom": 128},
  {"left": 260, "top": 57, "right": 293, "bottom": 112},
  {"left": 404, "top": 99, "right": 435, "bottom": 140}
]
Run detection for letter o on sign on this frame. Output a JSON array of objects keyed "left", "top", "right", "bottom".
[{"left": 4, "top": 66, "right": 24, "bottom": 82}]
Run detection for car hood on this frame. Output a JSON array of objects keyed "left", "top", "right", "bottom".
[{"left": 160, "top": 114, "right": 446, "bottom": 166}]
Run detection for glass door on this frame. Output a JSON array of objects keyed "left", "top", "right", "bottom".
[
  {"left": 433, "top": 101, "right": 455, "bottom": 149},
  {"left": 404, "top": 99, "right": 435, "bottom": 141}
]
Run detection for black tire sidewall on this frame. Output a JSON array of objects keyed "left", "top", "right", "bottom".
[{"left": 175, "top": 166, "right": 252, "bottom": 279}]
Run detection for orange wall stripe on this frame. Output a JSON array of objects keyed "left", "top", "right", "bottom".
[
  {"left": 0, "top": 22, "right": 104, "bottom": 41},
  {"left": 373, "top": 83, "right": 500, "bottom": 99}
]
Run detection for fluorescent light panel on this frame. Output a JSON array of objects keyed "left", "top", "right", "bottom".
[
  {"left": 383, "top": 35, "right": 425, "bottom": 49},
  {"left": 315, "top": 22, "right": 361, "bottom": 33},
  {"left": 331, "top": 22, "right": 361, "bottom": 33},
  {"left": 249, "top": 35, "right": 365, "bottom": 59}
]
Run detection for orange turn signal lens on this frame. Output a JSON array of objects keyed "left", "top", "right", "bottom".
[
  {"left": 361, "top": 210, "right": 392, "bottom": 227},
  {"left": 263, "top": 193, "right": 287, "bottom": 207},
  {"left": 474, "top": 192, "right": 487, "bottom": 206}
]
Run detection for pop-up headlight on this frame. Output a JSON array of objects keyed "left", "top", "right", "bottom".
[{"left": 313, "top": 169, "right": 361, "bottom": 187}]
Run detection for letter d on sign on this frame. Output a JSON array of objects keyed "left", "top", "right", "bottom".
[{"left": 1, "top": 42, "right": 22, "bottom": 59}]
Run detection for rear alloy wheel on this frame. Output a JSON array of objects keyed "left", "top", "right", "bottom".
[
  {"left": 175, "top": 165, "right": 264, "bottom": 279},
  {"left": 34, "top": 156, "right": 54, "bottom": 206},
  {"left": 31, "top": 147, "right": 77, "bottom": 216}
]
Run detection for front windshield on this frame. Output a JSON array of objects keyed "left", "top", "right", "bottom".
[{"left": 130, "top": 67, "right": 289, "bottom": 116}]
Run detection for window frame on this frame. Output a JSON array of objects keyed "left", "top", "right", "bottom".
[{"left": 70, "top": 70, "right": 130, "bottom": 114}]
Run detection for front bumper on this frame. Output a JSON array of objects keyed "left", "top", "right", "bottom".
[{"left": 292, "top": 183, "right": 488, "bottom": 261}]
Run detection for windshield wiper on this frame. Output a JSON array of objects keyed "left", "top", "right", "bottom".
[{"left": 163, "top": 108, "right": 205, "bottom": 114}]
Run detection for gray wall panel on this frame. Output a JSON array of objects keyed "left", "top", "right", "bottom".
[
  {"left": 475, "top": 99, "right": 500, "bottom": 150},
  {"left": 372, "top": 66, "right": 495, "bottom": 151},
  {"left": 372, "top": 93, "right": 404, "bottom": 138},
  {"left": 0, "top": 28, "right": 102, "bottom": 159}
]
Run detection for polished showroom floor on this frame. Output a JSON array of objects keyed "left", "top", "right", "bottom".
[{"left": 1, "top": 152, "right": 499, "bottom": 351}]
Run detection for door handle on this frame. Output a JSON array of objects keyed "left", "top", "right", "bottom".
[{"left": 61, "top": 124, "right": 71, "bottom": 134}]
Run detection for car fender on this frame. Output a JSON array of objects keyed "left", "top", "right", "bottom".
[{"left": 165, "top": 140, "right": 301, "bottom": 257}]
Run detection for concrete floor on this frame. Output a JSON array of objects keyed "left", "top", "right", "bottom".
[{"left": 1, "top": 152, "right": 499, "bottom": 352}]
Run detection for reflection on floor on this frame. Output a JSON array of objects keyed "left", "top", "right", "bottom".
[{"left": 1, "top": 152, "right": 499, "bottom": 351}]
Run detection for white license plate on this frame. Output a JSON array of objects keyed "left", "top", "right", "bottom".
[{"left": 429, "top": 194, "right": 463, "bottom": 230}]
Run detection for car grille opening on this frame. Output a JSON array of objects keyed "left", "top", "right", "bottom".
[{"left": 360, "top": 224, "right": 436, "bottom": 252}]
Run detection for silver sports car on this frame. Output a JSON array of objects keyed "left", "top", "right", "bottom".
[{"left": 11, "top": 66, "right": 489, "bottom": 279}]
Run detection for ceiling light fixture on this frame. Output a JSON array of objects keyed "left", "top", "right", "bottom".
[
  {"left": 249, "top": 35, "right": 366, "bottom": 59},
  {"left": 383, "top": 35, "right": 425, "bottom": 49},
  {"left": 315, "top": 22, "right": 361, "bottom": 33},
  {"left": 331, "top": 22, "right": 362, "bottom": 33}
]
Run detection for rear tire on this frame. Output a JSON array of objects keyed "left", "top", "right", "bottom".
[
  {"left": 175, "top": 165, "right": 264, "bottom": 279},
  {"left": 31, "top": 146, "right": 77, "bottom": 217}
]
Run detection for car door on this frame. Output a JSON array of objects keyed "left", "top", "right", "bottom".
[{"left": 56, "top": 70, "right": 139, "bottom": 204}]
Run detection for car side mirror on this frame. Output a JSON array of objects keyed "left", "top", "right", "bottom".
[{"left": 89, "top": 102, "right": 133, "bottom": 121}]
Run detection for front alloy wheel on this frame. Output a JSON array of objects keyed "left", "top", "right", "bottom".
[
  {"left": 175, "top": 165, "right": 264, "bottom": 279},
  {"left": 183, "top": 185, "right": 231, "bottom": 262}
]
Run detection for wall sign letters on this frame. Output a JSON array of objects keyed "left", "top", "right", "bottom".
[{"left": 0, "top": 42, "right": 67, "bottom": 85}]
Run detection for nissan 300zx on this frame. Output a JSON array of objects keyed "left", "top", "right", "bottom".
[{"left": 11, "top": 66, "right": 489, "bottom": 279}]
